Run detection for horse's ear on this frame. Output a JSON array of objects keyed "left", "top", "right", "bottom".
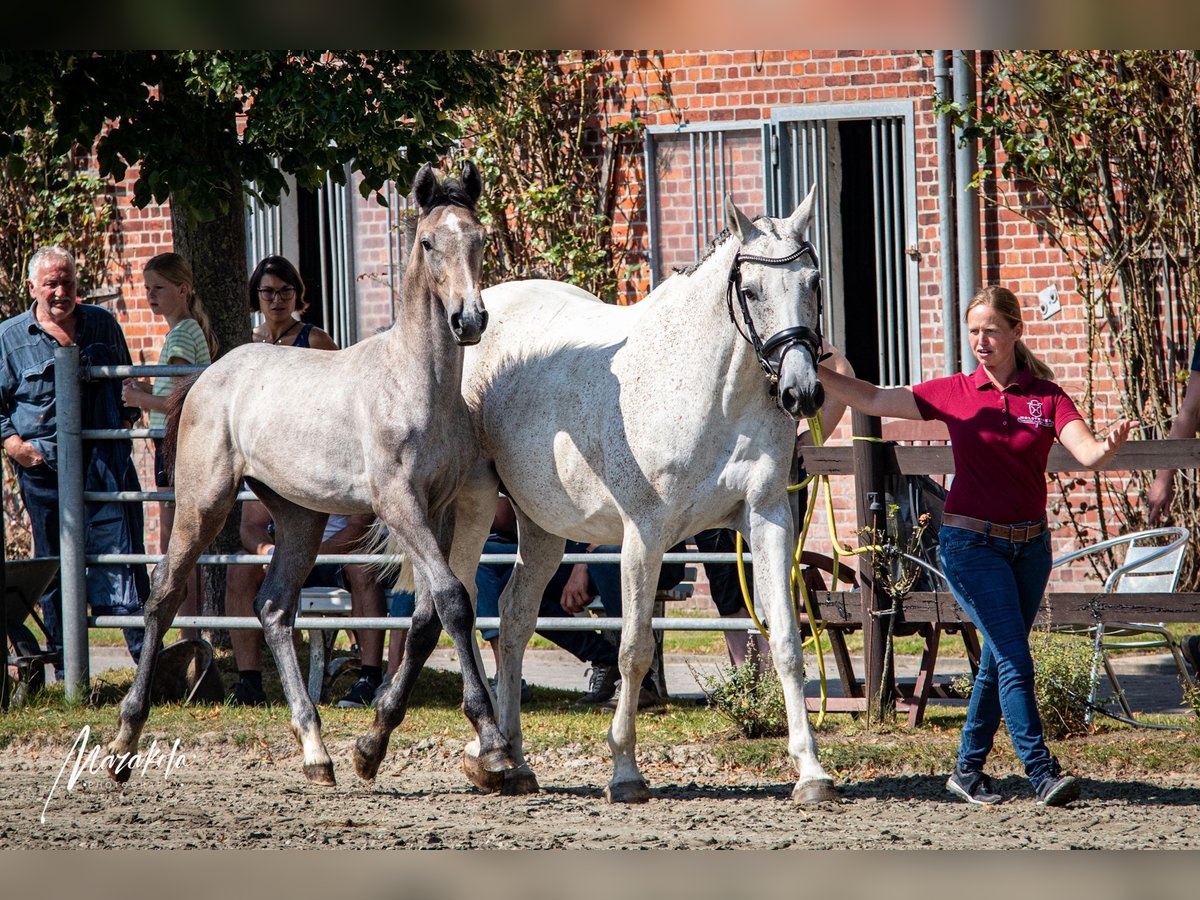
[
  {"left": 724, "top": 195, "right": 755, "bottom": 242},
  {"left": 412, "top": 163, "right": 437, "bottom": 210},
  {"left": 785, "top": 185, "right": 818, "bottom": 240},
  {"left": 460, "top": 159, "right": 483, "bottom": 205}
]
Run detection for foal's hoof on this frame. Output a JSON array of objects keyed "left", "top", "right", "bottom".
[
  {"left": 792, "top": 778, "right": 839, "bottom": 804},
  {"left": 500, "top": 766, "right": 540, "bottom": 796},
  {"left": 462, "top": 753, "right": 505, "bottom": 793},
  {"left": 105, "top": 753, "right": 134, "bottom": 784},
  {"left": 479, "top": 746, "right": 518, "bottom": 774},
  {"left": 302, "top": 762, "right": 337, "bottom": 786},
  {"left": 353, "top": 734, "right": 385, "bottom": 781},
  {"left": 604, "top": 778, "right": 651, "bottom": 804}
]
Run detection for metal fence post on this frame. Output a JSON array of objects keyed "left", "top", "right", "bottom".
[{"left": 55, "top": 345, "right": 89, "bottom": 700}]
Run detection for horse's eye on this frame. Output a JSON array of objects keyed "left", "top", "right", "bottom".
[
  {"left": 743, "top": 288, "right": 756, "bottom": 303},
  {"left": 420, "top": 238, "right": 433, "bottom": 252}
]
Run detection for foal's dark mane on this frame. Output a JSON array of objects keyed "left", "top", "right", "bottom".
[{"left": 423, "top": 174, "right": 478, "bottom": 212}]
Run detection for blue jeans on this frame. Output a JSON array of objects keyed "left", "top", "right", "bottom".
[
  {"left": 938, "top": 523, "right": 1058, "bottom": 789},
  {"left": 475, "top": 538, "right": 616, "bottom": 666},
  {"left": 16, "top": 462, "right": 144, "bottom": 666}
]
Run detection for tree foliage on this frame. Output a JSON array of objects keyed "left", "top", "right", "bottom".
[
  {"left": 459, "top": 51, "right": 652, "bottom": 302},
  {"left": 0, "top": 127, "right": 117, "bottom": 318},
  {"left": 0, "top": 51, "right": 503, "bottom": 223},
  {"left": 938, "top": 50, "right": 1200, "bottom": 584}
]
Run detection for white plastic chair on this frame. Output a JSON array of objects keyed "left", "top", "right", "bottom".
[{"left": 1048, "top": 526, "right": 1194, "bottom": 724}]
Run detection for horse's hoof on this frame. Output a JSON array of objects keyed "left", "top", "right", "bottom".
[
  {"left": 478, "top": 746, "right": 518, "bottom": 774},
  {"left": 302, "top": 762, "right": 337, "bottom": 786},
  {"left": 604, "top": 778, "right": 651, "bottom": 804},
  {"left": 353, "top": 735, "right": 384, "bottom": 781},
  {"left": 500, "top": 766, "right": 540, "bottom": 796},
  {"left": 462, "top": 753, "right": 505, "bottom": 793},
  {"left": 792, "top": 779, "right": 839, "bottom": 804},
  {"left": 105, "top": 756, "right": 133, "bottom": 784}
]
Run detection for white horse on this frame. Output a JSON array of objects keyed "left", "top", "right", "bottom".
[{"left": 355, "top": 189, "right": 839, "bottom": 803}]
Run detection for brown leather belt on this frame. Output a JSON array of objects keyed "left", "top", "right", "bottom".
[{"left": 942, "top": 513, "right": 1046, "bottom": 544}]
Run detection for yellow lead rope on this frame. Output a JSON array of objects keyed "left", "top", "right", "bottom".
[{"left": 733, "top": 416, "right": 890, "bottom": 724}]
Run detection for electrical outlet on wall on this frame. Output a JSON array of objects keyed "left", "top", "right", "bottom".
[{"left": 1038, "top": 284, "right": 1062, "bottom": 320}]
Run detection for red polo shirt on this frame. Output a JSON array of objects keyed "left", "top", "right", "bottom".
[{"left": 912, "top": 367, "right": 1083, "bottom": 524}]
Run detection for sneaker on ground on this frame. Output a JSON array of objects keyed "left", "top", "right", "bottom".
[
  {"left": 227, "top": 678, "right": 267, "bottom": 707},
  {"left": 945, "top": 767, "right": 1002, "bottom": 805},
  {"left": 601, "top": 678, "right": 662, "bottom": 711},
  {"left": 335, "top": 676, "right": 381, "bottom": 709},
  {"left": 1036, "top": 773, "right": 1080, "bottom": 807},
  {"left": 576, "top": 664, "right": 619, "bottom": 705}
]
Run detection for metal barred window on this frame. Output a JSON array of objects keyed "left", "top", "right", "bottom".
[{"left": 645, "top": 102, "right": 920, "bottom": 387}]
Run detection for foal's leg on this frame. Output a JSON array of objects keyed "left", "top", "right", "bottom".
[
  {"left": 355, "top": 494, "right": 515, "bottom": 783},
  {"left": 106, "top": 474, "right": 237, "bottom": 782},
  {"left": 605, "top": 529, "right": 664, "bottom": 804},
  {"left": 747, "top": 500, "right": 837, "bottom": 803},
  {"left": 253, "top": 492, "right": 335, "bottom": 785}
]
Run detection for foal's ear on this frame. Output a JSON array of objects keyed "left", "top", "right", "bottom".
[
  {"left": 724, "top": 195, "right": 755, "bottom": 242},
  {"left": 460, "top": 159, "right": 483, "bottom": 205},
  {"left": 412, "top": 163, "right": 437, "bottom": 210},
  {"left": 785, "top": 185, "right": 818, "bottom": 240}
]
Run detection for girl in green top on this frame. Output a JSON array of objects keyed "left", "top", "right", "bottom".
[{"left": 122, "top": 253, "right": 218, "bottom": 637}]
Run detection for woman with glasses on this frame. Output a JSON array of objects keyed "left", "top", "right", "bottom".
[{"left": 249, "top": 255, "right": 337, "bottom": 350}]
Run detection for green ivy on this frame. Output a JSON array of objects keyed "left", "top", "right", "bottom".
[{"left": 936, "top": 51, "right": 1200, "bottom": 586}]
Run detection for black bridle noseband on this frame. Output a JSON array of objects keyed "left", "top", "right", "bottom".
[{"left": 726, "top": 240, "right": 827, "bottom": 392}]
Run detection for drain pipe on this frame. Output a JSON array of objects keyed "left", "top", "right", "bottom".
[
  {"left": 953, "top": 49, "right": 982, "bottom": 373},
  {"left": 935, "top": 50, "right": 959, "bottom": 376}
]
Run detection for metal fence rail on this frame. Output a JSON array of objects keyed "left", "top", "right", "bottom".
[{"left": 50, "top": 352, "right": 795, "bottom": 699}]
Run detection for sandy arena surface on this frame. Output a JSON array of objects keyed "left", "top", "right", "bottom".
[{"left": 2, "top": 730, "right": 1198, "bottom": 850}]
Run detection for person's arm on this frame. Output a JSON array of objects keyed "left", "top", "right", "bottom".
[
  {"left": 1148, "top": 369, "right": 1200, "bottom": 523},
  {"left": 799, "top": 345, "right": 855, "bottom": 447},
  {"left": 817, "top": 366, "right": 923, "bottom": 420},
  {"left": 239, "top": 500, "right": 275, "bottom": 556},
  {"left": 1058, "top": 418, "right": 1135, "bottom": 469},
  {"left": 109, "top": 317, "right": 142, "bottom": 428},
  {"left": 307, "top": 327, "right": 339, "bottom": 351},
  {"left": 319, "top": 514, "right": 373, "bottom": 555},
  {"left": 559, "top": 564, "right": 593, "bottom": 614}
]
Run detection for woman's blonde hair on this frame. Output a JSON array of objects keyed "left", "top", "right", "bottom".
[
  {"left": 144, "top": 252, "right": 219, "bottom": 359},
  {"left": 965, "top": 284, "right": 1053, "bottom": 380}
]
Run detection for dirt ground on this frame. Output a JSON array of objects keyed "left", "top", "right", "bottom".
[{"left": 2, "top": 732, "right": 1198, "bottom": 850}]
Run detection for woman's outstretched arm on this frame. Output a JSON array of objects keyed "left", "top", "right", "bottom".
[{"left": 818, "top": 366, "right": 923, "bottom": 421}]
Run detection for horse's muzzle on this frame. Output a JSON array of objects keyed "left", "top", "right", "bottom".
[
  {"left": 451, "top": 309, "right": 489, "bottom": 346},
  {"left": 781, "top": 381, "right": 824, "bottom": 419}
]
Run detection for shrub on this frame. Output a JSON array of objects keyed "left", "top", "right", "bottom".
[{"left": 694, "top": 652, "right": 788, "bottom": 739}]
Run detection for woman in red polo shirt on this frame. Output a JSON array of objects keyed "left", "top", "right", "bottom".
[{"left": 819, "top": 285, "right": 1133, "bottom": 807}]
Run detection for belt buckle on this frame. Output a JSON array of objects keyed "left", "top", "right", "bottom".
[{"left": 1013, "top": 524, "right": 1029, "bottom": 543}]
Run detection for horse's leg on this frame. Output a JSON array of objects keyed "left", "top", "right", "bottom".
[
  {"left": 483, "top": 513, "right": 563, "bottom": 795},
  {"left": 252, "top": 493, "right": 335, "bottom": 785},
  {"left": 106, "top": 474, "right": 238, "bottom": 782},
  {"left": 604, "top": 529, "right": 663, "bottom": 804},
  {"left": 355, "top": 492, "right": 516, "bottom": 783},
  {"left": 747, "top": 501, "right": 837, "bottom": 803}
]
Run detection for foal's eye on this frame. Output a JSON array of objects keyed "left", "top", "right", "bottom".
[{"left": 420, "top": 238, "right": 433, "bottom": 252}]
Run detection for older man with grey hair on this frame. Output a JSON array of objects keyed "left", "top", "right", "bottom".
[{"left": 0, "top": 246, "right": 147, "bottom": 670}]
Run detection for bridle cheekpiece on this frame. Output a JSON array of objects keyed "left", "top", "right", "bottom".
[{"left": 725, "top": 240, "right": 827, "bottom": 393}]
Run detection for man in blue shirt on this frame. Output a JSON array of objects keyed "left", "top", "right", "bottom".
[{"left": 1, "top": 246, "right": 146, "bottom": 667}]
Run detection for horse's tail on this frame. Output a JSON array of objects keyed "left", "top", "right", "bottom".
[
  {"left": 162, "top": 374, "right": 201, "bottom": 474},
  {"left": 359, "top": 520, "right": 413, "bottom": 593}
]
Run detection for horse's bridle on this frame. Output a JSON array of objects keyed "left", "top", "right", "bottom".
[{"left": 726, "top": 240, "right": 828, "bottom": 391}]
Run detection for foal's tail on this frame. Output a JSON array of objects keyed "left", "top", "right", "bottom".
[
  {"left": 360, "top": 521, "right": 413, "bottom": 593},
  {"left": 162, "top": 374, "right": 201, "bottom": 473}
]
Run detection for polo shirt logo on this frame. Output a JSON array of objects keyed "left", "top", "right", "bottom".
[{"left": 1017, "top": 398, "right": 1054, "bottom": 428}]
